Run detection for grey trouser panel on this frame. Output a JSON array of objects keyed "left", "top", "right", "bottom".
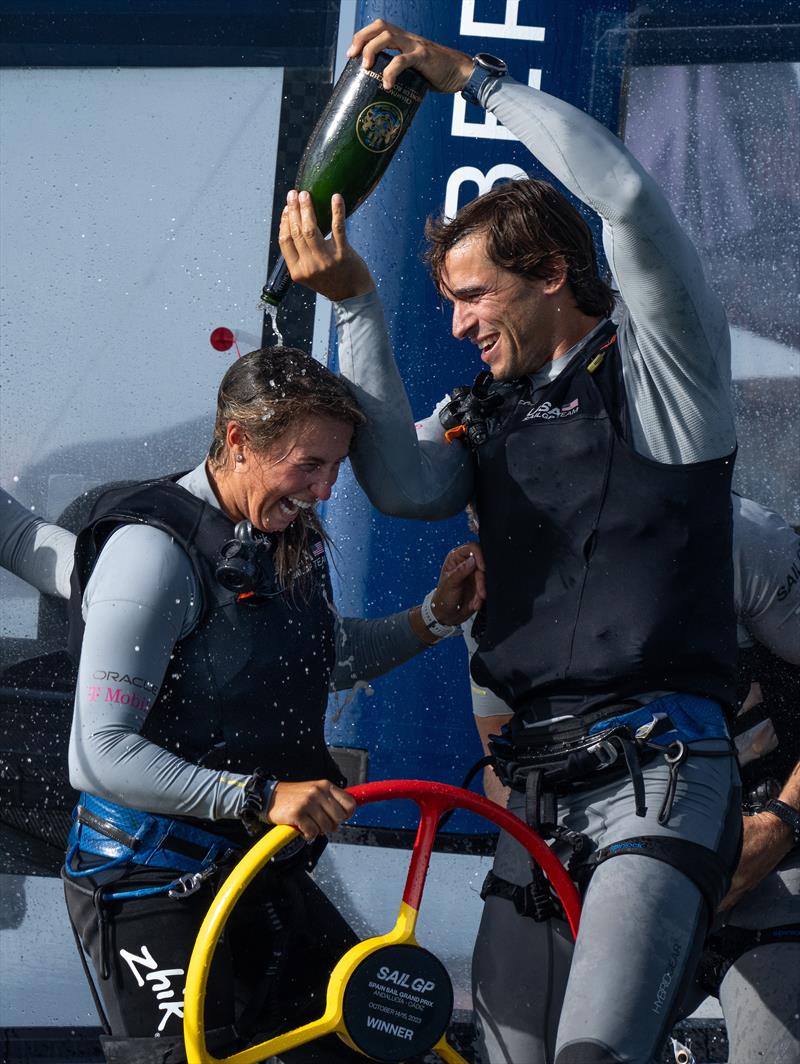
[
  {"left": 472, "top": 740, "right": 741, "bottom": 1064},
  {"left": 680, "top": 851, "right": 800, "bottom": 1064}
]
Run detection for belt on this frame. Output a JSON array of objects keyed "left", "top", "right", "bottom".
[
  {"left": 490, "top": 720, "right": 669, "bottom": 796},
  {"left": 65, "top": 793, "right": 239, "bottom": 899}
]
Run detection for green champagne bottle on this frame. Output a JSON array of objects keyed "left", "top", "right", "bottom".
[{"left": 261, "top": 51, "right": 429, "bottom": 306}]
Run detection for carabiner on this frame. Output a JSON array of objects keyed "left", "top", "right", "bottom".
[{"left": 168, "top": 863, "right": 217, "bottom": 899}]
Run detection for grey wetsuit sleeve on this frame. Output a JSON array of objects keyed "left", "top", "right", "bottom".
[
  {"left": 68, "top": 524, "right": 252, "bottom": 820},
  {"left": 733, "top": 495, "right": 800, "bottom": 664},
  {"left": 335, "top": 292, "right": 474, "bottom": 518},
  {"left": 481, "top": 78, "right": 736, "bottom": 464},
  {"left": 331, "top": 612, "right": 429, "bottom": 690},
  {"left": 1, "top": 488, "right": 76, "bottom": 598}
]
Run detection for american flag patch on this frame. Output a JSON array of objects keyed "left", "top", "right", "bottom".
[
  {"left": 560, "top": 398, "right": 580, "bottom": 415},
  {"left": 312, "top": 539, "right": 325, "bottom": 558}
]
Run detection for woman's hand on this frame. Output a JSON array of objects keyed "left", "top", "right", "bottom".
[
  {"left": 265, "top": 779, "right": 357, "bottom": 841},
  {"left": 431, "top": 541, "right": 486, "bottom": 626},
  {"left": 347, "top": 19, "right": 473, "bottom": 93},
  {"left": 279, "top": 190, "right": 375, "bottom": 302},
  {"left": 409, "top": 541, "right": 486, "bottom": 643}
]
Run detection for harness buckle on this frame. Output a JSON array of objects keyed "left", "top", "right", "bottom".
[{"left": 586, "top": 738, "right": 619, "bottom": 768}]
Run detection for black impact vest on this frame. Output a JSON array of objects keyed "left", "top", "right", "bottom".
[
  {"left": 68, "top": 476, "right": 342, "bottom": 831},
  {"left": 465, "top": 323, "right": 738, "bottom": 720}
]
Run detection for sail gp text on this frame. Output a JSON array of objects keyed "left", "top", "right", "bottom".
[{"left": 120, "top": 946, "right": 184, "bottom": 1033}]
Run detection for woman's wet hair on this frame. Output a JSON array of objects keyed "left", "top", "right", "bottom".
[
  {"left": 209, "top": 346, "right": 364, "bottom": 591},
  {"left": 424, "top": 178, "right": 617, "bottom": 318}
]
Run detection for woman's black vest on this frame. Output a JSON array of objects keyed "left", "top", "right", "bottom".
[
  {"left": 458, "top": 324, "right": 738, "bottom": 720},
  {"left": 67, "top": 476, "right": 342, "bottom": 799}
]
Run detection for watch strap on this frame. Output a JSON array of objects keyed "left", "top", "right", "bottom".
[
  {"left": 764, "top": 798, "right": 800, "bottom": 845},
  {"left": 421, "top": 589, "right": 460, "bottom": 639},
  {"left": 462, "top": 55, "right": 507, "bottom": 107}
]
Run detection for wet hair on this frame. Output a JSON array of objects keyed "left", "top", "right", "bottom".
[
  {"left": 208, "top": 346, "right": 364, "bottom": 591},
  {"left": 424, "top": 178, "right": 617, "bottom": 318}
]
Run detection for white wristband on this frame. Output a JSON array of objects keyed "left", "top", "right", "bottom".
[{"left": 421, "top": 589, "right": 460, "bottom": 639}]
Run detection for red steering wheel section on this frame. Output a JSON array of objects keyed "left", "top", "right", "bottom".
[{"left": 349, "top": 780, "right": 581, "bottom": 939}]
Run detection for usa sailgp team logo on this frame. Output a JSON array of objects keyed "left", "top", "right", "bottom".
[
  {"left": 523, "top": 397, "right": 581, "bottom": 421},
  {"left": 356, "top": 102, "right": 404, "bottom": 153}
]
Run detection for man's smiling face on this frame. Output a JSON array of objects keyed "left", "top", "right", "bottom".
[{"left": 440, "top": 231, "right": 560, "bottom": 380}]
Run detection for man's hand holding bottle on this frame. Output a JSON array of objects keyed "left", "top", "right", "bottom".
[
  {"left": 347, "top": 19, "right": 473, "bottom": 93},
  {"left": 280, "top": 20, "right": 474, "bottom": 302}
]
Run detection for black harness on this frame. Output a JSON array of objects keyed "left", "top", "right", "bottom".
[{"left": 482, "top": 714, "right": 738, "bottom": 923}]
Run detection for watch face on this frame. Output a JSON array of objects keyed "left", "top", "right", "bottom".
[{"left": 474, "top": 53, "right": 507, "bottom": 77}]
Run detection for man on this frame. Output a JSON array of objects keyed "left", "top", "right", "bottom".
[
  {"left": 467, "top": 495, "right": 800, "bottom": 1063},
  {"left": 281, "top": 19, "right": 743, "bottom": 1064}
]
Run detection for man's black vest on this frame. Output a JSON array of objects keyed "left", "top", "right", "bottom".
[
  {"left": 68, "top": 477, "right": 342, "bottom": 809},
  {"left": 465, "top": 324, "right": 738, "bottom": 720}
]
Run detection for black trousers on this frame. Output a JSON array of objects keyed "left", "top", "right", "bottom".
[{"left": 63, "top": 855, "right": 365, "bottom": 1063}]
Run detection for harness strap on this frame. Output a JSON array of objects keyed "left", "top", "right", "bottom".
[
  {"left": 699, "top": 922, "right": 800, "bottom": 997},
  {"left": 64, "top": 794, "right": 239, "bottom": 903},
  {"left": 619, "top": 736, "right": 647, "bottom": 817},
  {"left": 583, "top": 835, "right": 733, "bottom": 917},
  {"left": 485, "top": 834, "right": 734, "bottom": 927},
  {"left": 480, "top": 869, "right": 547, "bottom": 921}
]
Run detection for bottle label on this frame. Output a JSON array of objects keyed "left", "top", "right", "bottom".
[
  {"left": 356, "top": 102, "right": 405, "bottom": 154},
  {"left": 359, "top": 66, "right": 424, "bottom": 107}
]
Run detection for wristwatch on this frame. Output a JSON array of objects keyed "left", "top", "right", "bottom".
[
  {"left": 764, "top": 798, "right": 800, "bottom": 846},
  {"left": 461, "top": 53, "right": 508, "bottom": 106},
  {"left": 421, "top": 589, "right": 460, "bottom": 640}
]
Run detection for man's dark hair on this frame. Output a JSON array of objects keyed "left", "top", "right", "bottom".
[{"left": 424, "top": 179, "right": 616, "bottom": 318}]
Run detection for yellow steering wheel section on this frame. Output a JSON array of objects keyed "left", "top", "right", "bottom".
[{"left": 184, "top": 780, "right": 582, "bottom": 1063}]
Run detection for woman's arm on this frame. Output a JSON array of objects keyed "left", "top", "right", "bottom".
[
  {"left": 330, "top": 542, "right": 485, "bottom": 689},
  {"left": 1, "top": 488, "right": 76, "bottom": 598}
]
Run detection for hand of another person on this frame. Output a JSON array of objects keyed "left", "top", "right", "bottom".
[
  {"left": 348, "top": 19, "right": 474, "bottom": 93},
  {"left": 718, "top": 810, "right": 795, "bottom": 911},
  {"left": 265, "top": 779, "right": 357, "bottom": 841},
  {"left": 279, "top": 190, "right": 375, "bottom": 302},
  {"left": 430, "top": 541, "right": 486, "bottom": 627}
]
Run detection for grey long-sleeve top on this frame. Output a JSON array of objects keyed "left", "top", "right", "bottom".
[
  {"left": 335, "top": 77, "right": 736, "bottom": 519},
  {"left": 1, "top": 472, "right": 430, "bottom": 821}
]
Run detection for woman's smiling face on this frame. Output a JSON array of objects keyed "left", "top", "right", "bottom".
[{"left": 221, "top": 414, "right": 353, "bottom": 532}]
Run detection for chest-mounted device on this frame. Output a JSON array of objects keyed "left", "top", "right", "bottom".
[
  {"left": 215, "top": 520, "right": 276, "bottom": 595},
  {"left": 439, "top": 371, "right": 526, "bottom": 449}
]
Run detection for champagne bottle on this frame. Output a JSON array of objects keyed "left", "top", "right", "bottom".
[{"left": 261, "top": 52, "right": 429, "bottom": 306}]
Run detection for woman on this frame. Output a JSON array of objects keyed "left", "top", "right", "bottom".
[{"left": 5, "top": 346, "right": 484, "bottom": 1063}]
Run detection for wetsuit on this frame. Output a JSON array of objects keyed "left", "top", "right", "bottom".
[
  {"left": 334, "top": 77, "right": 742, "bottom": 1064},
  {"left": 468, "top": 495, "right": 800, "bottom": 1063},
  {"left": 44, "top": 463, "right": 433, "bottom": 1063},
  {"left": 690, "top": 498, "right": 799, "bottom": 1064},
  {"left": 1, "top": 487, "right": 74, "bottom": 599}
]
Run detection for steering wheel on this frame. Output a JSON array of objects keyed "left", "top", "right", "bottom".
[{"left": 184, "top": 779, "right": 581, "bottom": 1064}]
